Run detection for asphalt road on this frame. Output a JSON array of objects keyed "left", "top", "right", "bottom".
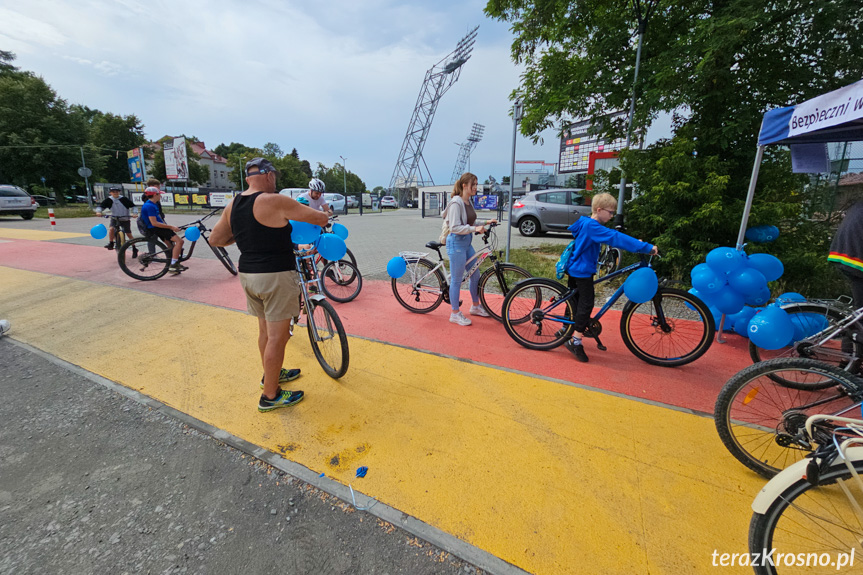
[{"left": 0, "top": 337, "right": 484, "bottom": 575}]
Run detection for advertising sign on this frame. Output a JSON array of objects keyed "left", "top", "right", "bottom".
[
  {"left": 473, "top": 195, "right": 499, "bottom": 210},
  {"left": 164, "top": 137, "right": 189, "bottom": 181},
  {"left": 192, "top": 194, "right": 208, "bottom": 205},
  {"left": 127, "top": 148, "right": 144, "bottom": 183},
  {"left": 209, "top": 192, "right": 234, "bottom": 207}
]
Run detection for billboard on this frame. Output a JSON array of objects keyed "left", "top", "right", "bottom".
[
  {"left": 127, "top": 148, "right": 144, "bottom": 183},
  {"left": 164, "top": 137, "right": 189, "bottom": 181},
  {"left": 558, "top": 112, "right": 628, "bottom": 174}
]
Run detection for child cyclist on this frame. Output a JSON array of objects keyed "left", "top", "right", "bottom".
[{"left": 563, "top": 193, "right": 658, "bottom": 362}]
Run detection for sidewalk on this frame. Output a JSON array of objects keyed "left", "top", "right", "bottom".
[{"left": 0, "top": 234, "right": 765, "bottom": 574}]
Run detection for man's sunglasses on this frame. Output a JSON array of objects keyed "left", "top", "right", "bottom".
[{"left": 247, "top": 168, "right": 275, "bottom": 176}]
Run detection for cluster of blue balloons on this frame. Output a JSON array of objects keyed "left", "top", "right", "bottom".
[
  {"left": 689, "top": 247, "right": 783, "bottom": 317},
  {"left": 744, "top": 225, "right": 780, "bottom": 244},
  {"left": 290, "top": 220, "right": 348, "bottom": 261}
]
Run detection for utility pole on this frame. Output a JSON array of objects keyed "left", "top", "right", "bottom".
[{"left": 340, "top": 155, "right": 349, "bottom": 215}]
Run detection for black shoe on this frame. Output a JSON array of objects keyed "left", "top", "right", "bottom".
[
  {"left": 131, "top": 246, "right": 139, "bottom": 259},
  {"left": 564, "top": 340, "right": 589, "bottom": 363},
  {"left": 104, "top": 242, "right": 115, "bottom": 250},
  {"left": 168, "top": 263, "right": 189, "bottom": 274}
]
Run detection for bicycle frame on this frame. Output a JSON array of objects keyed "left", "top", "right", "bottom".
[{"left": 402, "top": 236, "right": 494, "bottom": 303}]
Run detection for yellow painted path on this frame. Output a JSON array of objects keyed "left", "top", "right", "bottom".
[
  {"left": 0, "top": 228, "right": 88, "bottom": 241},
  {"left": 0, "top": 266, "right": 763, "bottom": 574}
]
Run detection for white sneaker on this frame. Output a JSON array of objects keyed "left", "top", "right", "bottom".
[
  {"left": 469, "top": 305, "right": 490, "bottom": 317},
  {"left": 0, "top": 319, "right": 9, "bottom": 336},
  {"left": 449, "top": 311, "right": 472, "bottom": 326}
]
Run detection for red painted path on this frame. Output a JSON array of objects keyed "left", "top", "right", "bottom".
[{"left": 0, "top": 237, "right": 752, "bottom": 414}]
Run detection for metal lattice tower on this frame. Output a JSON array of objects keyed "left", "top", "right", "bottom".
[
  {"left": 450, "top": 123, "right": 485, "bottom": 184},
  {"left": 388, "top": 26, "right": 479, "bottom": 205}
]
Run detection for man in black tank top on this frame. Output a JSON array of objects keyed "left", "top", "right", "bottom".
[{"left": 211, "top": 158, "right": 329, "bottom": 413}]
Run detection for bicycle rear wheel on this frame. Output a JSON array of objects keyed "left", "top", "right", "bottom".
[
  {"left": 322, "top": 247, "right": 357, "bottom": 268},
  {"left": 307, "top": 298, "right": 349, "bottom": 378},
  {"left": 749, "top": 304, "right": 849, "bottom": 385},
  {"left": 619, "top": 287, "right": 714, "bottom": 367},
  {"left": 391, "top": 258, "right": 445, "bottom": 313},
  {"left": 596, "top": 245, "right": 621, "bottom": 278},
  {"left": 749, "top": 459, "right": 863, "bottom": 575},
  {"left": 502, "top": 278, "right": 574, "bottom": 350},
  {"left": 321, "top": 260, "right": 362, "bottom": 303},
  {"left": 118, "top": 236, "right": 171, "bottom": 281},
  {"left": 478, "top": 263, "right": 532, "bottom": 322},
  {"left": 714, "top": 358, "right": 860, "bottom": 478}
]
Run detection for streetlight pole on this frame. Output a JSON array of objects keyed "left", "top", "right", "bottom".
[
  {"left": 340, "top": 155, "right": 354, "bottom": 215},
  {"left": 239, "top": 156, "right": 246, "bottom": 194},
  {"left": 505, "top": 98, "right": 523, "bottom": 263}
]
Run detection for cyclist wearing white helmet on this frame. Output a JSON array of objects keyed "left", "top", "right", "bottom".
[{"left": 297, "top": 178, "right": 332, "bottom": 216}]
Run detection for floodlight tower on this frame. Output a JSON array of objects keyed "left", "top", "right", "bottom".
[
  {"left": 450, "top": 123, "right": 485, "bottom": 183},
  {"left": 389, "top": 25, "right": 479, "bottom": 205}
]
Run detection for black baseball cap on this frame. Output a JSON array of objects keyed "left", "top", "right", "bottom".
[
  {"left": 245, "top": 157, "right": 279, "bottom": 177},
  {"left": 109, "top": 185, "right": 122, "bottom": 192}
]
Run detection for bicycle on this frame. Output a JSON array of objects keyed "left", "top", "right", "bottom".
[
  {"left": 302, "top": 215, "right": 362, "bottom": 303},
  {"left": 500, "top": 256, "right": 715, "bottom": 366},
  {"left": 391, "top": 222, "right": 532, "bottom": 321},
  {"left": 715, "top": 357, "right": 863, "bottom": 479},
  {"left": 749, "top": 413, "right": 863, "bottom": 575},
  {"left": 596, "top": 244, "right": 621, "bottom": 278},
  {"left": 294, "top": 244, "right": 349, "bottom": 378},
  {"left": 100, "top": 214, "right": 136, "bottom": 257},
  {"left": 117, "top": 208, "right": 238, "bottom": 281}
]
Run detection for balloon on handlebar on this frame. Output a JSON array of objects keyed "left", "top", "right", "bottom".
[
  {"left": 316, "top": 233, "right": 347, "bottom": 261},
  {"left": 290, "top": 221, "right": 322, "bottom": 244},
  {"left": 184, "top": 226, "right": 201, "bottom": 241},
  {"left": 387, "top": 257, "right": 406, "bottom": 279},
  {"left": 623, "top": 267, "right": 658, "bottom": 304},
  {"left": 90, "top": 224, "right": 107, "bottom": 239},
  {"left": 331, "top": 222, "right": 349, "bottom": 240}
]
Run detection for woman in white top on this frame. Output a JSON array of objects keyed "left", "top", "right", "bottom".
[{"left": 441, "top": 172, "right": 497, "bottom": 326}]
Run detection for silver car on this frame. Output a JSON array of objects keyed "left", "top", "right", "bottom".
[
  {"left": 323, "top": 193, "right": 346, "bottom": 213},
  {"left": 0, "top": 185, "right": 38, "bottom": 219},
  {"left": 510, "top": 188, "right": 591, "bottom": 236}
]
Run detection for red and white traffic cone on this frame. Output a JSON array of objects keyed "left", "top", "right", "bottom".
[{"left": 48, "top": 208, "right": 56, "bottom": 227}]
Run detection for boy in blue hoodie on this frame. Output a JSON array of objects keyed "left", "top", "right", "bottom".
[{"left": 563, "top": 193, "right": 657, "bottom": 362}]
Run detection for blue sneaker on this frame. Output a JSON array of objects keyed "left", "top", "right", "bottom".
[
  {"left": 260, "top": 368, "right": 301, "bottom": 388},
  {"left": 258, "top": 389, "right": 305, "bottom": 412}
]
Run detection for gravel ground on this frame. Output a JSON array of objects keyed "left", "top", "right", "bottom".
[{"left": 0, "top": 338, "right": 486, "bottom": 575}]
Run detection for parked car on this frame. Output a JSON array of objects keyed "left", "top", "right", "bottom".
[
  {"left": 323, "top": 193, "right": 346, "bottom": 213},
  {"left": 510, "top": 189, "right": 591, "bottom": 236},
  {"left": 380, "top": 196, "right": 398, "bottom": 209},
  {"left": 30, "top": 194, "right": 56, "bottom": 207},
  {"left": 346, "top": 195, "right": 358, "bottom": 209},
  {"left": 0, "top": 185, "right": 38, "bottom": 219}
]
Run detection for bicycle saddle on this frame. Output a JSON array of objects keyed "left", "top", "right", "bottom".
[{"left": 425, "top": 241, "right": 444, "bottom": 250}]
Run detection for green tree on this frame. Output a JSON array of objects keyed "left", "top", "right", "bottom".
[
  {"left": 86, "top": 110, "right": 146, "bottom": 184},
  {"left": 263, "top": 142, "right": 284, "bottom": 158},
  {"left": 0, "top": 50, "right": 18, "bottom": 73}
]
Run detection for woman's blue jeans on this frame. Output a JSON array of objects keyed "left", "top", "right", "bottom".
[{"left": 446, "top": 232, "right": 479, "bottom": 312}]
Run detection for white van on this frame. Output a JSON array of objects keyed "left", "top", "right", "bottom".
[{"left": 279, "top": 188, "right": 309, "bottom": 199}]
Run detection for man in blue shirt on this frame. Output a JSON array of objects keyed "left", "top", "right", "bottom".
[{"left": 141, "top": 186, "right": 186, "bottom": 274}]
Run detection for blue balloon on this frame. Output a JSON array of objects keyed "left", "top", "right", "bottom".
[
  {"left": 789, "top": 312, "right": 829, "bottom": 342},
  {"left": 331, "top": 222, "right": 349, "bottom": 240},
  {"left": 776, "top": 292, "right": 806, "bottom": 304},
  {"left": 290, "top": 221, "right": 322, "bottom": 244},
  {"left": 184, "top": 226, "right": 201, "bottom": 241},
  {"left": 316, "top": 233, "right": 347, "bottom": 261},
  {"left": 624, "top": 267, "right": 658, "bottom": 304},
  {"left": 748, "top": 307, "right": 794, "bottom": 350},
  {"left": 686, "top": 288, "right": 706, "bottom": 311},
  {"left": 706, "top": 247, "right": 746, "bottom": 275},
  {"left": 745, "top": 286, "right": 772, "bottom": 307},
  {"left": 727, "top": 267, "right": 767, "bottom": 297},
  {"left": 731, "top": 307, "right": 758, "bottom": 337},
  {"left": 710, "top": 285, "right": 746, "bottom": 315},
  {"left": 745, "top": 225, "right": 780, "bottom": 244},
  {"left": 90, "top": 224, "right": 107, "bottom": 239},
  {"left": 691, "top": 263, "right": 725, "bottom": 294},
  {"left": 387, "top": 256, "right": 407, "bottom": 279},
  {"left": 747, "top": 253, "right": 784, "bottom": 282}
]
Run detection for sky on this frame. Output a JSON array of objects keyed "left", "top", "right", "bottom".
[{"left": 0, "top": 0, "right": 671, "bottom": 189}]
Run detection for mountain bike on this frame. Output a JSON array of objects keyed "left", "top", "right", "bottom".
[
  {"left": 715, "top": 357, "right": 863, "bottom": 479},
  {"left": 391, "top": 222, "right": 532, "bottom": 321},
  {"left": 294, "top": 245, "right": 349, "bottom": 378},
  {"left": 500, "top": 255, "right": 715, "bottom": 366},
  {"left": 306, "top": 216, "right": 361, "bottom": 303},
  {"left": 101, "top": 214, "right": 136, "bottom": 256},
  {"left": 749, "top": 413, "right": 863, "bottom": 574},
  {"left": 117, "top": 209, "right": 237, "bottom": 281}
]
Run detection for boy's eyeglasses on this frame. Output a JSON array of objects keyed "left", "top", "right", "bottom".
[{"left": 598, "top": 208, "right": 615, "bottom": 215}]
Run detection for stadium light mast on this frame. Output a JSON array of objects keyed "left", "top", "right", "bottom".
[
  {"left": 389, "top": 25, "right": 479, "bottom": 207},
  {"left": 450, "top": 123, "right": 485, "bottom": 184}
]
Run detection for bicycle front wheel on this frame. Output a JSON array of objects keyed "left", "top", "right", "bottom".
[
  {"left": 391, "top": 258, "right": 445, "bottom": 313},
  {"left": 118, "top": 236, "right": 171, "bottom": 281},
  {"left": 749, "top": 459, "right": 863, "bottom": 575},
  {"left": 307, "top": 298, "right": 349, "bottom": 379},
  {"left": 502, "top": 278, "right": 573, "bottom": 350},
  {"left": 714, "top": 358, "right": 860, "bottom": 478},
  {"left": 115, "top": 229, "right": 126, "bottom": 254},
  {"left": 619, "top": 287, "right": 714, "bottom": 367},
  {"left": 321, "top": 260, "right": 362, "bottom": 303},
  {"left": 478, "top": 263, "right": 532, "bottom": 322}
]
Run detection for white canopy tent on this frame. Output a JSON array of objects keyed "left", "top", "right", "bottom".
[{"left": 737, "top": 79, "right": 863, "bottom": 248}]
